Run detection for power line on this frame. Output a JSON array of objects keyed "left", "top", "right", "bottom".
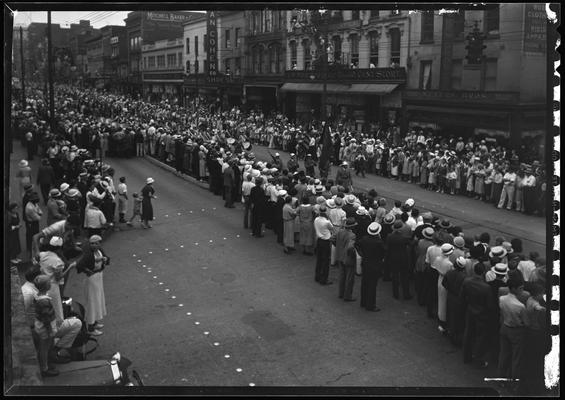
[{"left": 65, "top": 11, "right": 104, "bottom": 25}]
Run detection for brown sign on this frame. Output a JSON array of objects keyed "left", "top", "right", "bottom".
[
  {"left": 403, "top": 90, "right": 519, "bottom": 104},
  {"left": 523, "top": 4, "right": 547, "bottom": 53}
]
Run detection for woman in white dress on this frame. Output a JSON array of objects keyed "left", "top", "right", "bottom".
[{"left": 75, "top": 235, "right": 109, "bottom": 336}]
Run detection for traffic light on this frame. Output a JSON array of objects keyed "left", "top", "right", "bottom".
[{"left": 465, "top": 33, "right": 486, "bottom": 64}]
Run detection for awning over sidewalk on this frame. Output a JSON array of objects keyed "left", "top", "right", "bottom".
[
  {"left": 280, "top": 82, "right": 351, "bottom": 93},
  {"left": 347, "top": 83, "right": 399, "bottom": 94}
]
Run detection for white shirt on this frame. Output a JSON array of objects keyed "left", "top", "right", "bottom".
[
  {"left": 503, "top": 172, "right": 516, "bottom": 185},
  {"left": 328, "top": 208, "right": 346, "bottom": 228},
  {"left": 314, "top": 216, "right": 333, "bottom": 240},
  {"left": 241, "top": 181, "right": 255, "bottom": 197},
  {"left": 523, "top": 175, "right": 536, "bottom": 187},
  {"left": 518, "top": 260, "right": 536, "bottom": 281},
  {"left": 117, "top": 183, "right": 127, "bottom": 196}
]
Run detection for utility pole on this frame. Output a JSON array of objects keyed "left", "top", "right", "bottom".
[
  {"left": 47, "top": 11, "right": 55, "bottom": 132},
  {"left": 20, "top": 26, "right": 26, "bottom": 109}
]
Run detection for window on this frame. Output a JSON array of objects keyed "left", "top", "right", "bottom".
[
  {"left": 203, "top": 34, "right": 207, "bottom": 53},
  {"left": 253, "top": 12, "right": 260, "bottom": 34},
  {"left": 167, "top": 53, "right": 176, "bottom": 67},
  {"left": 143, "top": 57, "right": 147, "bottom": 70},
  {"left": 453, "top": 10, "right": 465, "bottom": 38},
  {"left": 186, "top": 37, "right": 190, "bottom": 54},
  {"left": 194, "top": 36, "right": 198, "bottom": 57},
  {"left": 483, "top": 58, "right": 497, "bottom": 91},
  {"left": 157, "top": 55, "right": 165, "bottom": 68},
  {"left": 234, "top": 57, "right": 241, "bottom": 75},
  {"left": 203, "top": 60, "right": 208, "bottom": 73},
  {"left": 111, "top": 46, "right": 119, "bottom": 57},
  {"left": 289, "top": 41, "right": 297, "bottom": 69},
  {"left": 194, "top": 59, "right": 199, "bottom": 73},
  {"left": 148, "top": 56, "right": 155, "bottom": 68},
  {"left": 265, "top": 10, "right": 272, "bottom": 32},
  {"left": 350, "top": 34, "right": 359, "bottom": 66},
  {"left": 450, "top": 59, "right": 462, "bottom": 89},
  {"left": 421, "top": 12, "right": 434, "bottom": 43},
  {"left": 235, "top": 28, "right": 241, "bottom": 47},
  {"left": 332, "top": 35, "right": 342, "bottom": 63},
  {"left": 389, "top": 28, "right": 400, "bottom": 65},
  {"left": 420, "top": 60, "right": 432, "bottom": 90},
  {"left": 185, "top": 60, "right": 190, "bottom": 74},
  {"left": 225, "top": 29, "right": 231, "bottom": 48},
  {"left": 178, "top": 52, "right": 182, "bottom": 66},
  {"left": 351, "top": 10, "right": 360, "bottom": 20},
  {"left": 485, "top": 5, "right": 499, "bottom": 34},
  {"left": 303, "top": 39, "right": 312, "bottom": 70},
  {"left": 279, "top": 10, "right": 285, "bottom": 30},
  {"left": 369, "top": 31, "right": 379, "bottom": 66}
]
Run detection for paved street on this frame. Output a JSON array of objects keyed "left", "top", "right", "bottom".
[{"left": 8, "top": 137, "right": 547, "bottom": 392}]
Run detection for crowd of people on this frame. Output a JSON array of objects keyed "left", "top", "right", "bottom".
[{"left": 10, "top": 86, "right": 549, "bottom": 392}]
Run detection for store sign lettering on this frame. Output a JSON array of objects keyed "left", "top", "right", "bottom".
[
  {"left": 207, "top": 11, "right": 218, "bottom": 81},
  {"left": 147, "top": 12, "right": 190, "bottom": 23},
  {"left": 523, "top": 4, "right": 547, "bottom": 53}
]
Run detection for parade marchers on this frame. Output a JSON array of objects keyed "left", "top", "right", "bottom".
[{"left": 10, "top": 86, "right": 549, "bottom": 393}]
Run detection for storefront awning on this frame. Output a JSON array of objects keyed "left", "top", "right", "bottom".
[
  {"left": 280, "top": 82, "right": 351, "bottom": 93},
  {"left": 347, "top": 84, "right": 399, "bottom": 94},
  {"left": 406, "top": 105, "right": 509, "bottom": 119}
]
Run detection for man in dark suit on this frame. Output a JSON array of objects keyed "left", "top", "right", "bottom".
[
  {"left": 357, "top": 222, "right": 386, "bottom": 311},
  {"left": 385, "top": 221, "right": 413, "bottom": 300},
  {"left": 249, "top": 177, "right": 267, "bottom": 237},
  {"left": 460, "top": 262, "right": 495, "bottom": 368},
  {"left": 223, "top": 161, "right": 235, "bottom": 208}
]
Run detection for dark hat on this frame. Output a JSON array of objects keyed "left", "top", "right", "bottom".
[
  {"left": 24, "top": 183, "right": 33, "bottom": 191},
  {"left": 344, "top": 217, "right": 358, "bottom": 228},
  {"left": 392, "top": 220, "right": 404, "bottom": 230}
]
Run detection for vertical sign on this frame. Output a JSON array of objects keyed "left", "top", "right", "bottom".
[
  {"left": 523, "top": 3, "right": 547, "bottom": 53},
  {"left": 207, "top": 11, "right": 218, "bottom": 82}
]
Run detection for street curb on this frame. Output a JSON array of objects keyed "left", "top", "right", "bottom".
[
  {"left": 144, "top": 155, "right": 210, "bottom": 191},
  {"left": 9, "top": 267, "right": 43, "bottom": 387}
]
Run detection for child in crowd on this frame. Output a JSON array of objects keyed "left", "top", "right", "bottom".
[{"left": 126, "top": 193, "right": 142, "bottom": 227}]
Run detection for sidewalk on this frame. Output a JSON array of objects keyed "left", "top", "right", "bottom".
[{"left": 7, "top": 140, "right": 43, "bottom": 388}]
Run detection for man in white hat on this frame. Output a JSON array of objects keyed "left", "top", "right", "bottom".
[
  {"left": 46, "top": 189, "right": 68, "bottom": 226},
  {"left": 357, "top": 222, "right": 386, "bottom": 311},
  {"left": 433, "top": 243, "right": 455, "bottom": 332},
  {"left": 443, "top": 256, "right": 469, "bottom": 346}
]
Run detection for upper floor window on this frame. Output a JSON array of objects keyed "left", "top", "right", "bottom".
[
  {"left": 482, "top": 58, "right": 498, "bottom": 91},
  {"left": 157, "top": 55, "right": 165, "bottom": 67},
  {"left": 332, "top": 35, "right": 342, "bottom": 64},
  {"left": 349, "top": 34, "right": 359, "bottom": 66},
  {"left": 235, "top": 28, "right": 241, "bottom": 47},
  {"left": 225, "top": 29, "right": 231, "bottom": 48},
  {"left": 167, "top": 53, "right": 176, "bottom": 67},
  {"left": 421, "top": 12, "right": 434, "bottom": 43},
  {"left": 186, "top": 37, "right": 190, "bottom": 54},
  {"left": 369, "top": 31, "right": 379, "bottom": 67},
  {"left": 389, "top": 28, "right": 400, "bottom": 65},
  {"left": 264, "top": 10, "right": 273, "bottom": 32},
  {"left": 194, "top": 36, "right": 199, "bottom": 56},
  {"left": 148, "top": 56, "right": 155, "bottom": 68},
  {"left": 234, "top": 57, "right": 241, "bottom": 75},
  {"left": 303, "top": 39, "right": 312, "bottom": 70},
  {"left": 351, "top": 10, "right": 360, "bottom": 20},
  {"left": 420, "top": 60, "right": 432, "bottom": 89},
  {"left": 485, "top": 5, "right": 500, "bottom": 34},
  {"left": 178, "top": 52, "right": 182, "bottom": 66},
  {"left": 289, "top": 40, "right": 297, "bottom": 69},
  {"left": 453, "top": 10, "right": 465, "bottom": 38}
]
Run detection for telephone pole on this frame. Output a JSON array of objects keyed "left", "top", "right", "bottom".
[
  {"left": 20, "top": 26, "right": 26, "bottom": 109},
  {"left": 47, "top": 11, "right": 55, "bottom": 132}
]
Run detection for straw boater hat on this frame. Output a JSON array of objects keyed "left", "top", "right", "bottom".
[
  {"left": 492, "top": 263, "right": 509, "bottom": 276},
  {"left": 278, "top": 190, "right": 287, "bottom": 197},
  {"left": 146, "top": 177, "right": 155, "bottom": 184},
  {"left": 49, "top": 188, "right": 61, "bottom": 198},
  {"left": 67, "top": 188, "right": 80, "bottom": 198},
  {"left": 60, "top": 183, "right": 70, "bottom": 193},
  {"left": 367, "top": 222, "right": 382, "bottom": 236},
  {"left": 49, "top": 236, "right": 63, "bottom": 247},
  {"left": 345, "top": 194, "right": 356, "bottom": 205},
  {"left": 489, "top": 246, "right": 507, "bottom": 259},
  {"left": 89, "top": 235, "right": 102, "bottom": 244},
  {"left": 405, "top": 198, "right": 415, "bottom": 207},
  {"left": 441, "top": 243, "right": 455, "bottom": 256},
  {"left": 356, "top": 206, "right": 369, "bottom": 216},
  {"left": 455, "top": 257, "right": 467, "bottom": 269},
  {"left": 453, "top": 236, "right": 466, "bottom": 249},
  {"left": 326, "top": 199, "right": 336, "bottom": 209},
  {"left": 19, "top": 160, "right": 29, "bottom": 168},
  {"left": 501, "top": 241, "right": 514, "bottom": 254},
  {"left": 422, "top": 227, "right": 435, "bottom": 240},
  {"left": 383, "top": 214, "right": 396, "bottom": 225}
]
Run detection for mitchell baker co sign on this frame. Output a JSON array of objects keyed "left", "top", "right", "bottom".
[{"left": 146, "top": 12, "right": 191, "bottom": 22}]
